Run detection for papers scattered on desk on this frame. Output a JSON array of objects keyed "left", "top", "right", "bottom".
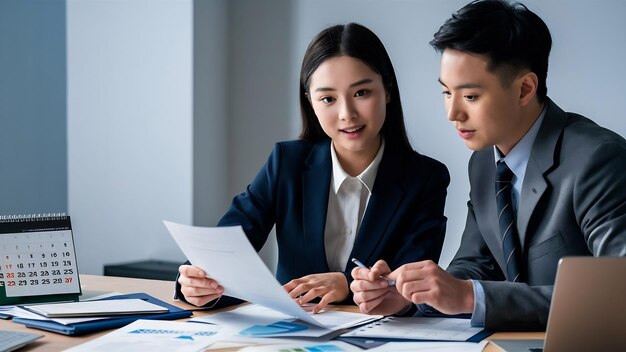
[
  {"left": 23, "top": 298, "right": 168, "bottom": 318},
  {"left": 190, "top": 303, "right": 381, "bottom": 338},
  {"left": 235, "top": 340, "right": 488, "bottom": 352},
  {"left": 238, "top": 341, "right": 361, "bottom": 351},
  {"left": 63, "top": 319, "right": 224, "bottom": 352},
  {"left": 165, "top": 221, "right": 329, "bottom": 328},
  {"left": 6, "top": 306, "right": 107, "bottom": 325},
  {"left": 340, "top": 316, "right": 485, "bottom": 342},
  {"left": 368, "top": 340, "right": 488, "bottom": 352}
]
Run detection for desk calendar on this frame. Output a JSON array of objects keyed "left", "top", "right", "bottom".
[{"left": 0, "top": 214, "right": 81, "bottom": 305}]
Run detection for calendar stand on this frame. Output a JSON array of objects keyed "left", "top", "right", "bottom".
[{"left": 0, "top": 214, "right": 81, "bottom": 305}]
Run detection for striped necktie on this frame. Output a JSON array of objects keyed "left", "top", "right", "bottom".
[{"left": 495, "top": 160, "right": 522, "bottom": 282}]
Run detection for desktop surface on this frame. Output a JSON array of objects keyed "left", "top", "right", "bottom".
[{"left": 0, "top": 274, "right": 543, "bottom": 351}]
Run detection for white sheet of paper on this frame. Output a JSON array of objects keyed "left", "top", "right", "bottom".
[
  {"left": 63, "top": 319, "right": 224, "bottom": 352},
  {"left": 340, "top": 316, "right": 484, "bottom": 341},
  {"left": 236, "top": 341, "right": 488, "bottom": 352},
  {"left": 368, "top": 340, "right": 488, "bottom": 352},
  {"left": 7, "top": 306, "right": 106, "bottom": 325},
  {"left": 238, "top": 341, "right": 362, "bottom": 352},
  {"left": 24, "top": 298, "right": 167, "bottom": 317},
  {"left": 164, "top": 221, "right": 325, "bottom": 328},
  {"left": 190, "top": 303, "right": 381, "bottom": 338}
]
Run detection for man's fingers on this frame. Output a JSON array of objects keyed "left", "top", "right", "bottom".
[
  {"left": 351, "top": 267, "right": 371, "bottom": 280},
  {"left": 352, "top": 286, "right": 390, "bottom": 305},
  {"left": 369, "top": 260, "right": 392, "bottom": 278},
  {"left": 351, "top": 277, "right": 389, "bottom": 293},
  {"left": 356, "top": 292, "right": 387, "bottom": 314}
]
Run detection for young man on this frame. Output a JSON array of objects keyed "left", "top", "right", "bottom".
[{"left": 350, "top": 0, "right": 626, "bottom": 331}]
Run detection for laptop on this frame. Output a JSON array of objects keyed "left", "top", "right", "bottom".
[
  {"left": 0, "top": 329, "right": 43, "bottom": 352},
  {"left": 491, "top": 256, "right": 626, "bottom": 352}
]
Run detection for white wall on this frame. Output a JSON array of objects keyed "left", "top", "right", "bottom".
[
  {"left": 67, "top": 0, "right": 193, "bottom": 273},
  {"left": 227, "top": 0, "right": 294, "bottom": 195},
  {"left": 193, "top": 0, "right": 230, "bottom": 227},
  {"left": 226, "top": 0, "right": 294, "bottom": 270}
]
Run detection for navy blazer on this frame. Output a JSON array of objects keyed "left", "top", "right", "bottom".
[{"left": 177, "top": 139, "right": 450, "bottom": 307}]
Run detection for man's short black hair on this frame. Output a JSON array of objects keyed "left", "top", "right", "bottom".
[{"left": 430, "top": 0, "right": 552, "bottom": 101}]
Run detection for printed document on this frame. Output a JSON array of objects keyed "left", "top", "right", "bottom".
[
  {"left": 8, "top": 306, "right": 110, "bottom": 325},
  {"left": 23, "top": 298, "right": 167, "bottom": 318},
  {"left": 238, "top": 341, "right": 361, "bottom": 351},
  {"left": 190, "top": 303, "right": 381, "bottom": 338},
  {"left": 235, "top": 340, "right": 488, "bottom": 352},
  {"left": 63, "top": 319, "right": 224, "bottom": 352},
  {"left": 165, "top": 221, "right": 331, "bottom": 328},
  {"left": 368, "top": 340, "right": 488, "bottom": 352},
  {"left": 340, "top": 316, "right": 484, "bottom": 341}
]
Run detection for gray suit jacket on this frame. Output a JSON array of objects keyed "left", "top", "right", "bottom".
[{"left": 447, "top": 99, "right": 626, "bottom": 331}]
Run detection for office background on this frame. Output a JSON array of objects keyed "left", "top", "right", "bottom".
[{"left": 1, "top": 0, "right": 624, "bottom": 275}]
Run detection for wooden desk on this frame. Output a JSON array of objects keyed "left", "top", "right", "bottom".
[{"left": 1, "top": 274, "right": 544, "bottom": 351}]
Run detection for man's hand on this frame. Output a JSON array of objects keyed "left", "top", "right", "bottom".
[
  {"left": 394, "top": 260, "right": 474, "bottom": 315},
  {"left": 351, "top": 260, "right": 413, "bottom": 316}
]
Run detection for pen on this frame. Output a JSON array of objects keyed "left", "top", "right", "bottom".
[{"left": 351, "top": 258, "right": 396, "bottom": 286}]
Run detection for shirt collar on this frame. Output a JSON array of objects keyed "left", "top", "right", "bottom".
[
  {"left": 494, "top": 105, "right": 547, "bottom": 180},
  {"left": 331, "top": 139, "right": 385, "bottom": 194}
]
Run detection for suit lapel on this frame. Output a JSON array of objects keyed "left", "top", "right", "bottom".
[
  {"left": 349, "top": 150, "right": 405, "bottom": 265},
  {"left": 472, "top": 151, "right": 505, "bottom": 263},
  {"left": 517, "top": 99, "right": 567, "bottom": 248},
  {"left": 302, "top": 139, "right": 332, "bottom": 272}
]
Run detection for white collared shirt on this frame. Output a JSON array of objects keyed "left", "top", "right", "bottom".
[{"left": 324, "top": 140, "right": 385, "bottom": 272}]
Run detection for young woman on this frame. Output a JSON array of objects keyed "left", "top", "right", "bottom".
[{"left": 176, "top": 23, "right": 450, "bottom": 313}]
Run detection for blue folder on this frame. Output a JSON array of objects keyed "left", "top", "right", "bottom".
[{"left": 11, "top": 293, "right": 192, "bottom": 336}]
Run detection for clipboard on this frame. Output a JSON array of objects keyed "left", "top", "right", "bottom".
[{"left": 338, "top": 316, "right": 491, "bottom": 349}]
